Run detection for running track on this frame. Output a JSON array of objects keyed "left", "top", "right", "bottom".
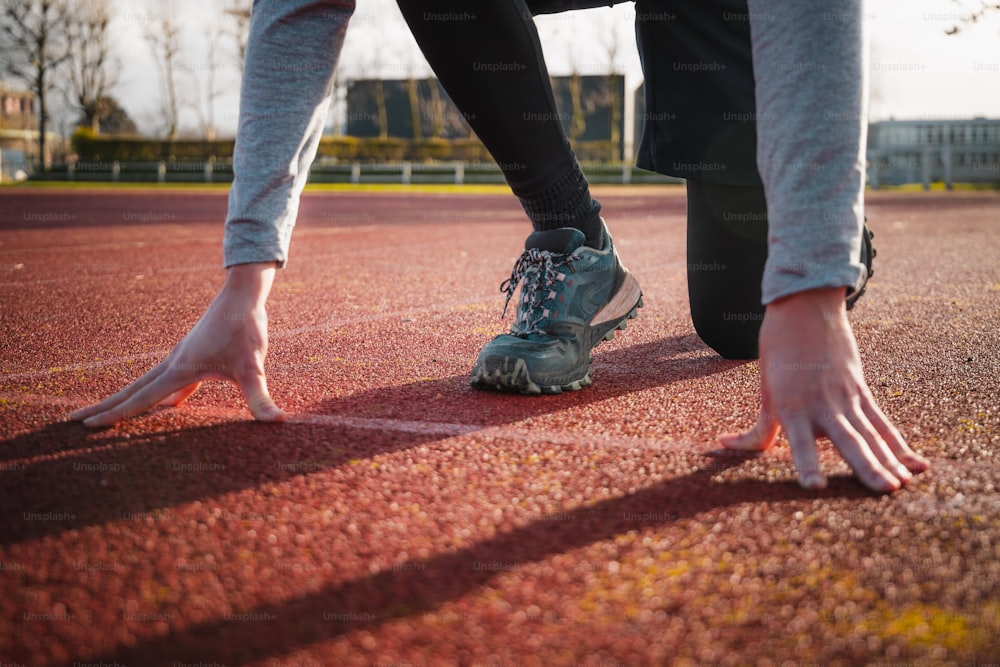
[{"left": 1, "top": 186, "right": 999, "bottom": 666}]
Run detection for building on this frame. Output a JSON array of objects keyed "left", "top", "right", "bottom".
[
  {"left": 344, "top": 75, "right": 627, "bottom": 160},
  {"left": 345, "top": 78, "right": 469, "bottom": 140},
  {"left": 867, "top": 117, "right": 1000, "bottom": 188},
  {"left": 0, "top": 82, "right": 38, "bottom": 179}
]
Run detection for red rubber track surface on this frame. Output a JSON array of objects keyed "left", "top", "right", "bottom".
[{"left": 1, "top": 186, "right": 999, "bottom": 666}]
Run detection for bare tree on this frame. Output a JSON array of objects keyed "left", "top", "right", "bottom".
[
  {"left": 222, "top": 0, "right": 252, "bottom": 73},
  {"left": 404, "top": 62, "right": 422, "bottom": 140},
  {"left": 364, "top": 47, "right": 391, "bottom": 140},
  {"left": 63, "top": 0, "right": 118, "bottom": 133},
  {"left": 424, "top": 78, "right": 445, "bottom": 139},
  {"left": 0, "top": 0, "right": 72, "bottom": 168},
  {"left": 142, "top": 9, "right": 183, "bottom": 140},
  {"left": 600, "top": 23, "right": 624, "bottom": 161},
  {"left": 567, "top": 71, "right": 586, "bottom": 146},
  {"left": 372, "top": 77, "right": 389, "bottom": 140},
  {"left": 185, "top": 23, "right": 224, "bottom": 140},
  {"left": 945, "top": 0, "right": 1000, "bottom": 33},
  {"left": 543, "top": 21, "right": 587, "bottom": 147},
  {"left": 417, "top": 80, "right": 472, "bottom": 139}
]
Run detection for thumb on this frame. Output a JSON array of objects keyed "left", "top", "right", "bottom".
[
  {"left": 236, "top": 369, "right": 286, "bottom": 422},
  {"left": 718, "top": 380, "right": 780, "bottom": 452}
]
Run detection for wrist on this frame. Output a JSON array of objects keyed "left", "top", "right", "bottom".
[
  {"left": 222, "top": 261, "right": 277, "bottom": 308},
  {"left": 766, "top": 287, "right": 847, "bottom": 317}
]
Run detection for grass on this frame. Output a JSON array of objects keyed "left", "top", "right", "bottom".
[
  {"left": 3, "top": 178, "right": 995, "bottom": 194},
  {"left": 873, "top": 181, "right": 1000, "bottom": 192}
]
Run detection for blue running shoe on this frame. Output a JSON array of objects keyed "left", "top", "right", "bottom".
[{"left": 471, "top": 220, "right": 642, "bottom": 394}]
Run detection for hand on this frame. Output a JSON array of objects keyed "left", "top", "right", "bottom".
[
  {"left": 69, "top": 263, "right": 286, "bottom": 428},
  {"left": 719, "top": 287, "right": 929, "bottom": 492}
]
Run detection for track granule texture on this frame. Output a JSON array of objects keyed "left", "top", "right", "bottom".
[{"left": 1, "top": 186, "right": 998, "bottom": 666}]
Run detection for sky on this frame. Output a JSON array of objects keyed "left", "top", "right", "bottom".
[{"left": 85, "top": 0, "right": 1000, "bottom": 138}]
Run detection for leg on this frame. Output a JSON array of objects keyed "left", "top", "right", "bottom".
[
  {"left": 396, "top": 0, "right": 642, "bottom": 393},
  {"left": 632, "top": 0, "right": 765, "bottom": 357},
  {"left": 395, "top": 0, "right": 602, "bottom": 247},
  {"left": 632, "top": 0, "right": 870, "bottom": 361},
  {"left": 685, "top": 179, "right": 768, "bottom": 359}
]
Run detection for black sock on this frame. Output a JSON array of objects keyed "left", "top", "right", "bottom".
[
  {"left": 396, "top": 0, "right": 603, "bottom": 248},
  {"left": 518, "top": 162, "right": 603, "bottom": 247}
]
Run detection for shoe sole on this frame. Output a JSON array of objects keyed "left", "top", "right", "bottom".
[{"left": 471, "top": 274, "right": 643, "bottom": 394}]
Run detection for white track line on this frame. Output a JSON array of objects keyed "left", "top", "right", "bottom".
[
  {"left": 1, "top": 392, "right": 697, "bottom": 468},
  {"left": 288, "top": 412, "right": 685, "bottom": 453}
]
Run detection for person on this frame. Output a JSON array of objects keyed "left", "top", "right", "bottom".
[
  {"left": 71, "top": 0, "right": 928, "bottom": 492},
  {"left": 70, "top": 0, "right": 639, "bottom": 423},
  {"left": 394, "top": 0, "right": 929, "bottom": 492}
]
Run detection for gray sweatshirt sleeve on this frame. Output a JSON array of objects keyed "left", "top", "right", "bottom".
[
  {"left": 747, "top": 0, "right": 869, "bottom": 304},
  {"left": 223, "top": 0, "right": 354, "bottom": 268}
]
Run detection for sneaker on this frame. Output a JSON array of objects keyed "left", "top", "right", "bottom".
[
  {"left": 846, "top": 221, "right": 876, "bottom": 310},
  {"left": 471, "top": 220, "right": 642, "bottom": 394}
]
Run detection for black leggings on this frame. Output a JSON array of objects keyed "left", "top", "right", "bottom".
[
  {"left": 686, "top": 180, "right": 768, "bottom": 359},
  {"left": 397, "top": 0, "right": 769, "bottom": 360},
  {"left": 395, "top": 0, "right": 575, "bottom": 199}
]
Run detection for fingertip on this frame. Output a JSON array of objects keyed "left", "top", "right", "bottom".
[
  {"left": 893, "top": 463, "right": 914, "bottom": 484},
  {"left": 719, "top": 432, "right": 769, "bottom": 452},
  {"left": 82, "top": 414, "right": 115, "bottom": 429},
  {"left": 869, "top": 471, "right": 902, "bottom": 494},
  {"left": 250, "top": 401, "right": 286, "bottom": 423},
  {"left": 903, "top": 453, "right": 931, "bottom": 473},
  {"left": 799, "top": 471, "right": 828, "bottom": 490},
  {"left": 717, "top": 432, "right": 740, "bottom": 447},
  {"left": 259, "top": 409, "right": 287, "bottom": 423},
  {"left": 69, "top": 404, "right": 101, "bottom": 421},
  {"left": 238, "top": 373, "right": 284, "bottom": 423}
]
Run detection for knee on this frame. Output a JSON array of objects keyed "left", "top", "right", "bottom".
[{"left": 689, "top": 303, "right": 761, "bottom": 360}]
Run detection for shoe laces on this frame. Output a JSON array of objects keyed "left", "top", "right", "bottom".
[{"left": 500, "top": 247, "right": 577, "bottom": 336}]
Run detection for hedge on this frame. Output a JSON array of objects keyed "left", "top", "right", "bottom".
[
  {"left": 71, "top": 128, "right": 235, "bottom": 162},
  {"left": 72, "top": 129, "right": 495, "bottom": 164}
]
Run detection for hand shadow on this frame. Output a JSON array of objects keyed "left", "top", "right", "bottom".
[{"left": 1, "top": 334, "right": 743, "bottom": 547}]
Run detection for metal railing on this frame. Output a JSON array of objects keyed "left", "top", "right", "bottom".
[{"left": 25, "top": 160, "right": 682, "bottom": 186}]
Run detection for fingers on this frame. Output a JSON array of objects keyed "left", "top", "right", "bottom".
[
  {"left": 234, "top": 369, "right": 286, "bottom": 422},
  {"left": 70, "top": 355, "right": 284, "bottom": 427},
  {"left": 68, "top": 359, "right": 169, "bottom": 422},
  {"left": 723, "top": 407, "right": 914, "bottom": 492},
  {"left": 821, "top": 415, "right": 901, "bottom": 493},
  {"left": 80, "top": 371, "right": 194, "bottom": 429},
  {"left": 779, "top": 416, "right": 826, "bottom": 489},
  {"left": 157, "top": 382, "right": 203, "bottom": 408},
  {"left": 863, "top": 399, "right": 930, "bottom": 473},
  {"left": 719, "top": 382, "right": 780, "bottom": 452},
  {"left": 78, "top": 371, "right": 283, "bottom": 428},
  {"left": 844, "top": 407, "right": 914, "bottom": 486}
]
